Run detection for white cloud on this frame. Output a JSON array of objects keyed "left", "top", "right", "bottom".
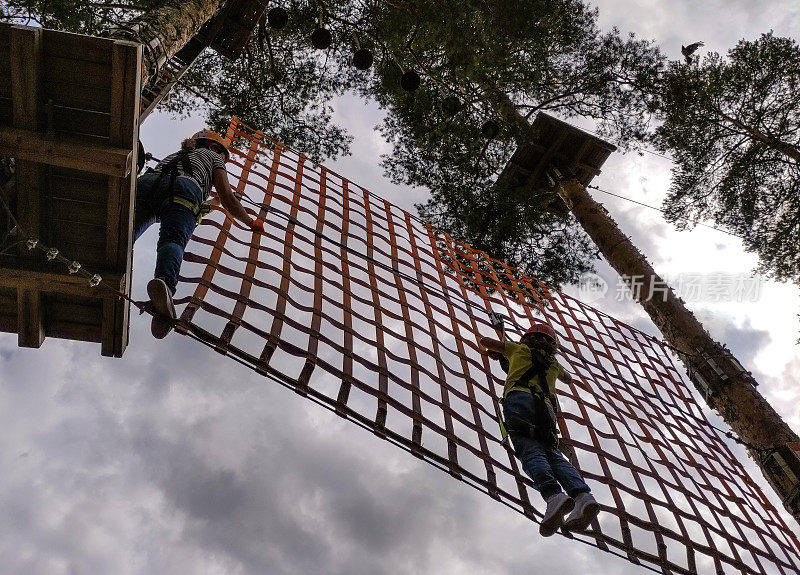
[{"left": 2, "top": 2, "right": 799, "bottom": 574}]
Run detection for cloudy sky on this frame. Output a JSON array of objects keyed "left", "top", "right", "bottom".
[{"left": 1, "top": 1, "right": 799, "bottom": 574}]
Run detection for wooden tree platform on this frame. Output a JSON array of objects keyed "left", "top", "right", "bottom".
[
  {"left": 495, "top": 112, "right": 617, "bottom": 213},
  {"left": 206, "top": 0, "right": 268, "bottom": 60},
  {"left": 0, "top": 25, "right": 141, "bottom": 357}
]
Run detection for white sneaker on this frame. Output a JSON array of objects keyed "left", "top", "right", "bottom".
[
  {"left": 147, "top": 278, "right": 176, "bottom": 339},
  {"left": 563, "top": 492, "right": 600, "bottom": 531},
  {"left": 539, "top": 492, "right": 574, "bottom": 537}
]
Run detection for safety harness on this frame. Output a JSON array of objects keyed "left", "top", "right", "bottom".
[
  {"left": 488, "top": 312, "right": 560, "bottom": 446},
  {"left": 151, "top": 150, "right": 213, "bottom": 224},
  {"left": 503, "top": 357, "right": 560, "bottom": 445}
]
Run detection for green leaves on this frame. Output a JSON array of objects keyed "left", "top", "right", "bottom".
[
  {"left": 165, "top": 4, "right": 354, "bottom": 163},
  {"left": 342, "top": 0, "right": 663, "bottom": 285},
  {"left": 656, "top": 33, "right": 800, "bottom": 282}
]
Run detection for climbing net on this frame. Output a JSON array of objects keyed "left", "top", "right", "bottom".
[{"left": 173, "top": 118, "right": 800, "bottom": 575}]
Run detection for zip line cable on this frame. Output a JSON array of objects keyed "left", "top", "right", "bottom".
[{"left": 587, "top": 184, "right": 746, "bottom": 239}]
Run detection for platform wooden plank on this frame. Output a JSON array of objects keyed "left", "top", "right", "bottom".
[
  {"left": 17, "top": 288, "right": 44, "bottom": 348},
  {"left": 10, "top": 26, "right": 40, "bottom": 147},
  {"left": 0, "top": 287, "right": 17, "bottom": 334},
  {"left": 207, "top": 0, "right": 267, "bottom": 60},
  {"left": 0, "top": 98, "right": 11, "bottom": 124},
  {"left": 0, "top": 126, "right": 132, "bottom": 176},
  {"left": 10, "top": 26, "right": 44, "bottom": 348},
  {"left": 49, "top": 221, "right": 108, "bottom": 250},
  {"left": 44, "top": 293, "right": 103, "bottom": 342},
  {"left": 107, "top": 40, "right": 141, "bottom": 267},
  {"left": 13, "top": 160, "right": 40, "bottom": 239},
  {"left": 51, "top": 196, "right": 108, "bottom": 226},
  {"left": 46, "top": 319, "right": 102, "bottom": 343},
  {"left": 43, "top": 56, "right": 112, "bottom": 87},
  {"left": 496, "top": 113, "right": 616, "bottom": 199},
  {"left": 0, "top": 317, "right": 16, "bottom": 333},
  {"left": 0, "top": 52, "right": 12, "bottom": 97},
  {"left": 45, "top": 294, "right": 103, "bottom": 323},
  {"left": 101, "top": 297, "right": 125, "bottom": 356},
  {"left": 41, "top": 29, "right": 113, "bottom": 64},
  {"left": 51, "top": 106, "right": 110, "bottom": 140},
  {"left": 104, "top": 39, "right": 141, "bottom": 357},
  {"left": 49, "top": 169, "right": 108, "bottom": 203}
]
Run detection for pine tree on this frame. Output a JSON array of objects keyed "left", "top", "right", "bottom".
[
  {"left": 301, "top": 1, "right": 800, "bottom": 521},
  {"left": 164, "top": 2, "right": 353, "bottom": 161},
  {"left": 655, "top": 33, "right": 800, "bottom": 282},
  {"left": 333, "top": 0, "right": 664, "bottom": 284}
]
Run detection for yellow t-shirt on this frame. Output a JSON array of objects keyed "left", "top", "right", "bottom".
[{"left": 502, "top": 340, "right": 565, "bottom": 399}]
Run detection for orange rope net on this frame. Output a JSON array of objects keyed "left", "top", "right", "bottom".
[{"left": 171, "top": 118, "right": 800, "bottom": 574}]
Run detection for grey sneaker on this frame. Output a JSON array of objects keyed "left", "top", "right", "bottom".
[
  {"left": 563, "top": 492, "right": 600, "bottom": 531},
  {"left": 147, "top": 278, "right": 176, "bottom": 339},
  {"left": 539, "top": 492, "right": 574, "bottom": 537}
]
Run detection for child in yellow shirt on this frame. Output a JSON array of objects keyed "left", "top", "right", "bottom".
[{"left": 480, "top": 322, "right": 599, "bottom": 536}]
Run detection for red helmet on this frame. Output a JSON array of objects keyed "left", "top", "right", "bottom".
[{"left": 522, "top": 322, "right": 558, "bottom": 343}]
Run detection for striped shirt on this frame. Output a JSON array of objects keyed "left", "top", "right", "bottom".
[{"left": 154, "top": 147, "right": 226, "bottom": 200}]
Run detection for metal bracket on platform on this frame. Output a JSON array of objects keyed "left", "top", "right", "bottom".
[
  {"left": 545, "top": 166, "right": 576, "bottom": 210},
  {"left": 722, "top": 349, "right": 758, "bottom": 386}
]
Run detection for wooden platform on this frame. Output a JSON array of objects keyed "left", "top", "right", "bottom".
[
  {"left": 0, "top": 25, "right": 141, "bottom": 357},
  {"left": 495, "top": 113, "right": 616, "bottom": 214},
  {"left": 206, "top": 0, "right": 268, "bottom": 60}
]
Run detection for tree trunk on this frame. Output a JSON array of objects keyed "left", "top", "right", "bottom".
[
  {"left": 491, "top": 90, "right": 800, "bottom": 524},
  {"left": 108, "top": 0, "right": 224, "bottom": 93}
]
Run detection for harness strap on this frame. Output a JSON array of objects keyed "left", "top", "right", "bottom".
[
  {"left": 152, "top": 150, "right": 209, "bottom": 224},
  {"left": 515, "top": 363, "right": 551, "bottom": 398},
  {"left": 506, "top": 357, "right": 559, "bottom": 443}
]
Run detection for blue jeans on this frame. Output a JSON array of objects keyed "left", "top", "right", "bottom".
[
  {"left": 133, "top": 173, "right": 203, "bottom": 294},
  {"left": 503, "top": 390, "right": 590, "bottom": 501}
]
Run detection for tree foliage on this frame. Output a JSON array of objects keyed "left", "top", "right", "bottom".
[
  {"left": 164, "top": 2, "right": 354, "bottom": 162},
  {"left": 0, "top": 0, "right": 146, "bottom": 34},
  {"left": 655, "top": 33, "right": 800, "bottom": 282},
  {"left": 313, "top": 0, "right": 664, "bottom": 285},
  {"left": 1, "top": 0, "right": 667, "bottom": 285}
]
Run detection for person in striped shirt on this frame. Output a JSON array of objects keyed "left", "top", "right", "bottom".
[{"left": 134, "top": 130, "right": 264, "bottom": 339}]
